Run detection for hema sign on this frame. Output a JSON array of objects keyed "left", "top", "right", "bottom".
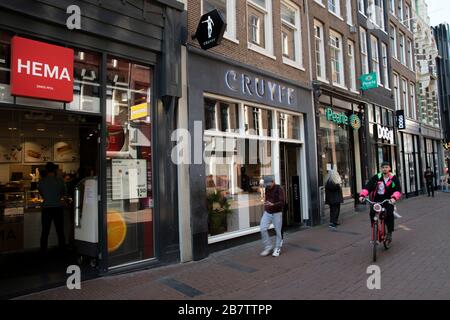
[{"left": 11, "top": 36, "right": 74, "bottom": 102}]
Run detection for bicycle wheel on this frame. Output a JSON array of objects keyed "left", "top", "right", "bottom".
[
  {"left": 383, "top": 223, "right": 392, "bottom": 250},
  {"left": 372, "top": 223, "right": 378, "bottom": 262}
]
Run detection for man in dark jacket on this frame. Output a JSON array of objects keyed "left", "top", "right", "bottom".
[
  {"left": 260, "top": 176, "right": 285, "bottom": 257},
  {"left": 359, "top": 161, "right": 402, "bottom": 242},
  {"left": 424, "top": 167, "right": 435, "bottom": 197}
]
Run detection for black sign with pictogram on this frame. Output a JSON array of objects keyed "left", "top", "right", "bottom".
[
  {"left": 194, "top": 9, "right": 227, "bottom": 50},
  {"left": 396, "top": 110, "right": 406, "bottom": 130}
]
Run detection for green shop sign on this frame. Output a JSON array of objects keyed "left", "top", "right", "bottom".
[
  {"left": 325, "top": 108, "right": 361, "bottom": 130},
  {"left": 360, "top": 72, "right": 378, "bottom": 90}
]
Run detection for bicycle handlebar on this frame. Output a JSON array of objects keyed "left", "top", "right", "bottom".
[{"left": 362, "top": 198, "right": 392, "bottom": 205}]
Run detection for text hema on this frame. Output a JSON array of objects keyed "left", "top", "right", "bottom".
[{"left": 17, "top": 59, "right": 71, "bottom": 82}]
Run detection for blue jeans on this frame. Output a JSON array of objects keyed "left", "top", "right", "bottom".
[{"left": 260, "top": 211, "right": 283, "bottom": 250}]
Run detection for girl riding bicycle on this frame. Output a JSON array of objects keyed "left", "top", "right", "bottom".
[{"left": 358, "top": 161, "right": 402, "bottom": 242}]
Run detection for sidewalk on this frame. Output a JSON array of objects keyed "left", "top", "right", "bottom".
[{"left": 18, "top": 192, "right": 450, "bottom": 300}]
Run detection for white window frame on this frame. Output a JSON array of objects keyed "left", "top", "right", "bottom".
[
  {"left": 390, "top": 24, "right": 398, "bottom": 60},
  {"left": 382, "top": 43, "right": 390, "bottom": 89},
  {"left": 402, "top": 78, "right": 409, "bottom": 117},
  {"left": 328, "top": 0, "right": 342, "bottom": 18},
  {"left": 360, "top": 27, "right": 369, "bottom": 75},
  {"left": 348, "top": 40, "right": 357, "bottom": 91},
  {"left": 346, "top": 0, "right": 353, "bottom": 25},
  {"left": 358, "top": 0, "right": 365, "bottom": 15},
  {"left": 202, "top": 0, "right": 238, "bottom": 43},
  {"left": 281, "top": 0, "right": 303, "bottom": 69},
  {"left": 407, "top": 38, "right": 414, "bottom": 70},
  {"left": 410, "top": 82, "right": 416, "bottom": 120},
  {"left": 371, "top": 35, "right": 381, "bottom": 86},
  {"left": 330, "top": 29, "right": 345, "bottom": 87},
  {"left": 399, "top": 32, "right": 406, "bottom": 65},
  {"left": 404, "top": 3, "right": 410, "bottom": 29},
  {"left": 315, "top": 0, "right": 325, "bottom": 7},
  {"left": 247, "top": 0, "right": 275, "bottom": 58},
  {"left": 393, "top": 73, "right": 400, "bottom": 110},
  {"left": 314, "top": 20, "right": 327, "bottom": 81},
  {"left": 398, "top": 0, "right": 403, "bottom": 21},
  {"left": 389, "top": 0, "right": 395, "bottom": 15}
]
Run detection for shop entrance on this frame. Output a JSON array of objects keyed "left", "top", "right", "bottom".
[
  {"left": 280, "top": 143, "right": 302, "bottom": 227},
  {"left": 0, "top": 109, "right": 101, "bottom": 299}
]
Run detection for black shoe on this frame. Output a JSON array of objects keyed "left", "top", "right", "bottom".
[
  {"left": 385, "top": 233, "right": 392, "bottom": 242},
  {"left": 335, "top": 222, "right": 341, "bottom": 226},
  {"left": 329, "top": 223, "right": 337, "bottom": 229}
]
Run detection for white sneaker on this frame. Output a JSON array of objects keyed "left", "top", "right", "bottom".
[
  {"left": 260, "top": 247, "right": 273, "bottom": 256},
  {"left": 394, "top": 211, "right": 402, "bottom": 219},
  {"left": 272, "top": 248, "right": 281, "bottom": 257},
  {"left": 280, "top": 239, "right": 283, "bottom": 247}
]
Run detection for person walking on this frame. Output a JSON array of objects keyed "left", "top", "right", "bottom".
[
  {"left": 325, "top": 170, "right": 344, "bottom": 229},
  {"left": 260, "top": 176, "right": 285, "bottom": 257},
  {"left": 442, "top": 168, "right": 449, "bottom": 192},
  {"left": 38, "top": 162, "right": 67, "bottom": 256},
  {"left": 424, "top": 167, "right": 435, "bottom": 197}
]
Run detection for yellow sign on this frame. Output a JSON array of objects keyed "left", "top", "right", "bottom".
[{"left": 130, "top": 103, "right": 149, "bottom": 120}]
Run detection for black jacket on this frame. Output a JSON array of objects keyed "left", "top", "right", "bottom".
[
  {"left": 360, "top": 173, "right": 402, "bottom": 201},
  {"left": 325, "top": 179, "right": 343, "bottom": 205},
  {"left": 424, "top": 170, "right": 434, "bottom": 184}
]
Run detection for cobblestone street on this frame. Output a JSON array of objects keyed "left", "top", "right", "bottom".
[{"left": 19, "top": 192, "right": 450, "bottom": 300}]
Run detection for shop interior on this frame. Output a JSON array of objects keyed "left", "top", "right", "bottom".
[{"left": 0, "top": 109, "right": 100, "bottom": 299}]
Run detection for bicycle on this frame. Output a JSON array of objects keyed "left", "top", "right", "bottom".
[{"left": 362, "top": 198, "right": 393, "bottom": 262}]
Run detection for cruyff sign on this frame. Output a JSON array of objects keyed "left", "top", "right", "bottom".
[{"left": 225, "top": 70, "right": 296, "bottom": 106}]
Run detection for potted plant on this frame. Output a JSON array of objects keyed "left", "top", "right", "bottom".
[{"left": 206, "top": 191, "right": 231, "bottom": 236}]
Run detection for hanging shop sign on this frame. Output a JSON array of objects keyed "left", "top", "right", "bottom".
[
  {"left": 10, "top": 36, "right": 74, "bottom": 102},
  {"left": 377, "top": 125, "right": 395, "bottom": 145},
  {"left": 194, "top": 9, "right": 227, "bottom": 50},
  {"left": 325, "top": 108, "right": 361, "bottom": 130},
  {"left": 396, "top": 110, "right": 406, "bottom": 129},
  {"left": 360, "top": 72, "right": 378, "bottom": 91}
]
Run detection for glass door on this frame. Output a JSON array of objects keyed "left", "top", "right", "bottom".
[{"left": 280, "top": 143, "right": 302, "bottom": 226}]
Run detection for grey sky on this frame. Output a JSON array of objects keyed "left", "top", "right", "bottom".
[{"left": 426, "top": 0, "right": 450, "bottom": 27}]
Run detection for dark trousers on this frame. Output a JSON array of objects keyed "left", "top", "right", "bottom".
[
  {"left": 370, "top": 203, "right": 395, "bottom": 233},
  {"left": 329, "top": 204, "right": 341, "bottom": 225},
  {"left": 40, "top": 207, "right": 66, "bottom": 252},
  {"left": 426, "top": 183, "right": 434, "bottom": 197}
]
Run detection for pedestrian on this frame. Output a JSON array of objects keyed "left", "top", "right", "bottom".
[
  {"left": 38, "top": 162, "right": 67, "bottom": 256},
  {"left": 259, "top": 176, "right": 285, "bottom": 257},
  {"left": 441, "top": 167, "right": 449, "bottom": 192},
  {"left": 325, "top": 170, "right": 343, "bottom": 229},
  {"left": 424, "top": 167, "right": 435, "bottom": 197}
]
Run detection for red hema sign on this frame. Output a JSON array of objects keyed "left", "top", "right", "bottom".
[{"left": 11, "top": 36, "right": 74, "bottom": 102}]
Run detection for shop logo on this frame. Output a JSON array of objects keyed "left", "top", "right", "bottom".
[
  {"left": 194, "top": 9, "right": 227, "bottom": 50},
  {"left": 11, "top": 36, "right": 74, "bottom": 102},
  {"left": 377, "top": 125, "right": 394, "bottom": 144},
  {"left": 325, "top": 108, "right": 361, "bottom": 130},
  {"left": 349, "top": 114, "right": 361, "bottom": 130},
  {"left": 396, "top": 110, "right": 406, "bottom": 130}
]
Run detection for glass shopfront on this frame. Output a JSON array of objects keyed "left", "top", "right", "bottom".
[
  {"left": 400, "top": 133, "right": 421, "bottom": 195},
  {"left": 318, "top": 104, "right": 363, "bottom": 199},
  {"left": 367, "top": 104, "right": 397, "bottom": 175},
  {"left": 204, "top": 96, "right": 305, "bottom": 240},
  {"left": 424, "top": 138, "right": 439, "bottom": 188}
]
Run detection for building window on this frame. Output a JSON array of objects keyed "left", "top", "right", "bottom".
[
  {"left": 348, "top": 40, "right": 357, "bottom": 91},
  {"left": 330, "top": 30, "right": 345, "bottom": 86},
  {"left": 410, "top": 83, "right": 416, "bottom": 120},
  {"left": 399, "top": 32, "right": 406, "bottom": 65},
  {"left": 346, "top": 0, "right": 353, "bottom": 25},
  {"left": 106, "top": 57, "right": 154, "bottom": 266},
  {"left": 314, "top": 20, "right": 326, "bottom": 80},
  {"left": 360, "top": 27, "right": 369, "bottom": 74},
  {"left": 358, "top": 0, "right": 365, "bottom": 14},
  {"left": 393, "top": 73, "right": 400, "bottom": 110},
  {"left": 407, "top": 39, "right": 414, "bottom": 70},
  {"left": 382, "top": 43, "right": 390, "bottom": 89},
  {"left": 404, "top": 3, "right": 410, "bottom": 29},
  {"left": 247, "top": 0, "right": 273, "bottom": 55},
  {"left": 402, "top": 78, "right": 409, "bottom": 117},
  {"left": 389, "top": 0, "right": 395, "bottom": 15},
  {"left": 390, "top": 24, "right": 397, "bottom": 59},
  {"left": 398, "top": 0, "right": 403, "bottom": 21},
  {"left": 203, "top": 0, "right": 237, "bottom": 40},
  {"left": 371, "top": 35, "right": 381, "bottom": 85},
  {"left": 328, "top": 0, "right": 341, "bottom": 17},
  {"left": 281, "top": 1, "right": 302, "bottom": 67}
]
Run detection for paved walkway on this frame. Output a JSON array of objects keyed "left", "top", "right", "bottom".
[{"left": 18, "top": 192, "right": 450, "bottom": 300}]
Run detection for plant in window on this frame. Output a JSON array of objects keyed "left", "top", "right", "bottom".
[{"left": 206, "top": 190, "right": 232, "bottom": 236}]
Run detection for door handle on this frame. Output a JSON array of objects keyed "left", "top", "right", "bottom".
[{"left": 75, "top": 187, "right": 81, "bottom": 228}]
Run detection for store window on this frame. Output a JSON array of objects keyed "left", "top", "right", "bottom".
[
  {"left": 67, "top": 50, "right": 101, "bottom": 113},
  {"left": 319, "top": 106, "right": 359, "bottom": 198},
  {"left": 205, "top": 99, "right": 240, "bottom": 133},
  {"left": 106, "top": 57, "right": 154, "bottom": 266},
  {"left": 0, "top": 31, "right": 13, "bottom": 104}
]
